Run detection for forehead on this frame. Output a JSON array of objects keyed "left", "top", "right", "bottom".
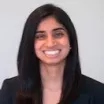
[{"left": 36, "top": 16, "right": 66, "bottom": 31}]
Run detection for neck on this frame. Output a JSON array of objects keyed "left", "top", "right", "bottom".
[{"left": 40, "top": 61, "right": 65, "bottom": 91}]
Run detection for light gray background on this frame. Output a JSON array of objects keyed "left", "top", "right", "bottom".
[{"left": 0, "top": 0, "right": 104, "bottom": 88}]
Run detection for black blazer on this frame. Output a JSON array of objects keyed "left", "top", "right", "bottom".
[{"left": 0, "top": 74, "right": 104, "bottom": 104}]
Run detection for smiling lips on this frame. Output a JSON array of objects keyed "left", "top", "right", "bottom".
[{"left": 43, "top": 49, "right": 61, "bottom": 57}]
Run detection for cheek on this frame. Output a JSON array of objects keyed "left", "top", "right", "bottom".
[
  {"left": 34, "top": 41, "right": 44, "bottom": 53},
  {"left": 61, "top": 37, "right": 70, "bottom": 48},
  {"left": 34, "top": 42, "right": 39, "bottom": 54},
  {"left": 34, "top": 42, "right": 41, "bottom": 59}
]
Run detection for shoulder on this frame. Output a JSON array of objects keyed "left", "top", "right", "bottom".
[
  {"left": 79, "top": 74, "right": 104, "bottom": 95},
  {"left": 0, "top": 76, "right": 19, "bottom": 104},
  {"left": 0, "top": 76, "right": 19, "bottom": 93},
  {"left": 78, "top": 74, "right": 104, "bottom": 104},
  {"left": 0, "top": 75, "right": 104, "bottom": 104}
]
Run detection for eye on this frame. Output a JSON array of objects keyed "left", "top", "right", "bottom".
[
  {"left": 53, "top": 32, "right": 64, "bottom": 38},
  {"left": 35, "top": 33, "right": 46, "bottom": 40}
]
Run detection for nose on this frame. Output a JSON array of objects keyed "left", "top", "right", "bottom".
[{"left": 46, "top": 35, "right": 56, "bottom": 47}]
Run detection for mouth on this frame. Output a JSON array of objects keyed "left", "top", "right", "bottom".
[{"left": 43, "top": 49, "right": 61, "bottom": 57}]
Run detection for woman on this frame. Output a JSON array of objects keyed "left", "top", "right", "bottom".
[{"left": 0, "top": 4, "right": 104, "bottom": 104}]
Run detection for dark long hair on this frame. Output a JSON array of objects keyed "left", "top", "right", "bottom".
[{"left": 16, "top": 4, "right": 81, "bottom": 104}]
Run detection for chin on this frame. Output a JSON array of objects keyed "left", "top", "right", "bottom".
[{"left": 40, "top": 58, "right": 65, "bottom": 65}]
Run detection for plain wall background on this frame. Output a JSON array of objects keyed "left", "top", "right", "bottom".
[{"left": 0, "top": 0, "right": 104, "bottom": 88}]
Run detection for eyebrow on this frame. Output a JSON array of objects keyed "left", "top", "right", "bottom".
[
  {"left": 36, "top": 27, "right": 66, "bottom": 33},
  {"left": 36, "top": 31, "right": 45, "bottom": 33},
  {"left": 52, "top": 27, "right": 66, "bottom": 32}
]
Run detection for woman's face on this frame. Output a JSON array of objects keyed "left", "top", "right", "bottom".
[{"left": 34, "top": 16, "right": 71, "bottom": 65}]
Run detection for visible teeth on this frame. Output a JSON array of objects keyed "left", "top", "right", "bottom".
[{"left": 44, "top": 50, "right": 60, "bottom": 55}]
